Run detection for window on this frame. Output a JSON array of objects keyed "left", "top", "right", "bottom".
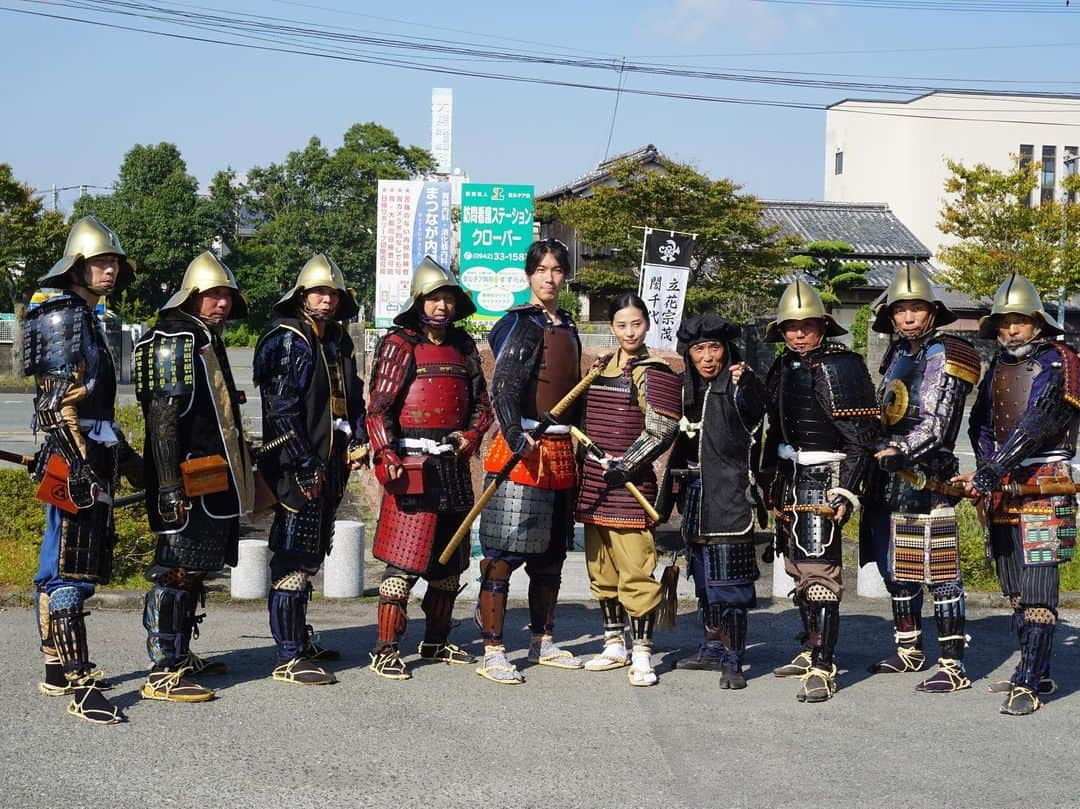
[
  {"left": 834, "top": 150, "right": 843, "bottom": 176},
  {"left": 1019, "top": 145, "right": 1035, "bottom": 207},
  {"left": 1042, "top": 145, "right": 1057, "bottom": 205},
  {"left": 1066, "top": 146, "right": 1078, "bottom": 203},
  {"left": 1019, "top": 144, "right": 1034, "bottom": 170}
]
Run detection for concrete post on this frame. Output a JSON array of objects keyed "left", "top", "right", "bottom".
[
  {"left": 857, "top": 561, "right": 890, "bottom": 598},
  {"left": 230, "top": 539, "right": 270, "bottom": 599},
  {"left": 324, "top": 520, "right": 365, "bottom": 598}
]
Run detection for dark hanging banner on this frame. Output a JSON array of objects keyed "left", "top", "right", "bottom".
[{"left": 643, "top": 230, "right": 695, "bottom": 269}]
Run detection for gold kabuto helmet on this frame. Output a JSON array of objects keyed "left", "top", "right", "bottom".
[
  {"left": 40, "top": 214, "right": 137, "bottom": 294},
  {"left": 977, "top": 272, "right": 1064, "bottom": 338},
  {"left": 764, "top": 278, "right": 847, "bottom": 342},
  {"left": 160, "top": 250, "right": 248, "bottom": 320},
  {"left": 393, "top": 256, "right": 476, "bottom": 327},
  {"left": 274, "top": 253, "right": 359, "bottom": 320},
  {"left": 871, "top": 264, "right": 957, "bottom": 334}
]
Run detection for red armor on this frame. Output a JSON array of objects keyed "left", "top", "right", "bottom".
[{"left": 398, "top": 342, "right": 471, "bottom": 430}]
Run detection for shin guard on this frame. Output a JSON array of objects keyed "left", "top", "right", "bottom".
[
  {"left": 477, "top": 559, "right": 511, "bottom": 645},
  {"left": 889, "top": 590, "right": 923, "bottom": 649},
  {"left": 268, "top": 585, "right": 311, "bottom": 661},
  {"left": 143, "top": 584, "right": 196, "bottom": 669},
  {"left": 527, "top": 569, "right": 561, "bottom": 637},
  {"left": 599, "top": 598, "right": 627, "bottom": 634},
  {"left": 48, "top": 586, "right": 92, "bottom": 680},
  {"left": 931, "top": 582, "right": 967, "bottom": 661},
  {"left": 1013, "top": 613, "right": 1056, "bottom": 691},
  {"left": 718, "top": 607, "right": 748, "bottom": 664},
  {"left": 421, "top": 577, "right": 459, "bottom": 644}
]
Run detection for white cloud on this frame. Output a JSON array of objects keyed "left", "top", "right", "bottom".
[{"left": 644, "top": 0, "right": 786, "bottom": 45}]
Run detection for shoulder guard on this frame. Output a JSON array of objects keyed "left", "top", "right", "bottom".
[
  {"left": 369, "top": 329, "right": 416, "bottom": 390},
  {"left": 1047, "top": 341, "right": 1080, "bottom": 410},
  {"left": 21, "top": 295, "right": 86, "bottom": 378},
  {"left": 939, "top": 334, "right": 981, "bottom": 386},
  {"left": 638, "top": 362, "right": 682, "bottom": 420},
  {"left": 812, "top": 345, "right": 878, "bottom": 418},
  {"left": 133, "top": 329, "right": 196, "bottom": 401},
  {"left": 253, "top": 324, "right": 312, "bottom": 387}
]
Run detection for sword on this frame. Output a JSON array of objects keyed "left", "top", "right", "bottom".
[
  {"left": 568, "top": 425, "right": 661, "bottom": 524},
  {"left": 897, "top": 469, "right": 969, "bottom": 499},
  {"left": 47, "top": 430, "right": 303, "bottom": 513},
  {"left": 0, "top": 448, "right": 35, "bottom": 469},
  {"left": 899, "top": 469, "right": 1080, "bottom": 499},
  {"left": 437, "top": 360, "right": 608, "bottom": 565}
]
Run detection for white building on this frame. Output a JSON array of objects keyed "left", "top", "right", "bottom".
[{"left": 824, "top": 91, "right": 1080, "bottom": 261}]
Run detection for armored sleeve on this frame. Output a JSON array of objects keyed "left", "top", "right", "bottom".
[
  {"left": 489, "top": 313, "right": 544, "bottom": 452},
  {"left": 24, "top": 299, "right": 91, "bottom": 464},
  {"left": 133, "top": 331, "right": 197, "bottom": 491},
  {"left": 813, "top": 350, "right": 880, "bottom": 497},
  {"left": 890, "top": 339, "right": 977, "bottom": 462},
  {"left": 973, "top": 345, "right": 1080, "bottom": 491},
  {"left": 253, "top": 327, "right": 317, "bottom": 470},
  {"left": 460, "top": 332, "right": 495, "bottom": 446},
  {"left": 366, "top": 330, "right": 415, "bottom": 465},
  {"left": 619, "top": 363, "right": 682, "bottom": 477}
]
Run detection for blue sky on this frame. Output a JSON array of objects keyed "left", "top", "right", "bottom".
[{"left": 2, "top": 0, "right": 1079, "bottom": 210}]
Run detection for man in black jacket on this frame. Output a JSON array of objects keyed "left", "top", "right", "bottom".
[{"left": 664, "top": 315, "right": 767, "bottom": 689}]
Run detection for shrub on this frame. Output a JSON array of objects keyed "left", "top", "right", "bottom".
[{"left": 1, "top": 404, "right": 154, "bottom": 590}]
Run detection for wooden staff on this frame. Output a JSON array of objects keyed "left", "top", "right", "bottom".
[
  {"left": 568, "top": 425, "right": 661, "bottom": 524},
  {"left": 438, "top": 363, "right": 605, "bottom": 565},
  {"left": 0, "top": 448, "right": 34, "bottom": 469}
]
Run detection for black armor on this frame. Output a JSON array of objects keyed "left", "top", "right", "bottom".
[{"left": 133, "top": 311, "right": 253, "bottom": 572}]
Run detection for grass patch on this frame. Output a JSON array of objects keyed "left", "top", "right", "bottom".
[{"left": 0, "top": 403, "right": 154, "bottom": 590}]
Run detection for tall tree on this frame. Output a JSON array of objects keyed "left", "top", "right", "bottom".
[
  {"left": 937, "top": 158, "right": 1080, "bottom": 299},
  {"left": 0, "top": 164, "right": 67, "bottom": 367},
  {"left": 236, "top": 122, "right": 435, "bottom": 325},
  {"left": 537, "top": 158, "right": 791, "bottom": 321},
  {"left": 72, "top": 142, "right": 216, "bottom": 320},
  {"left": 788, "top": 241, "right": 869, "bottom": 309}
]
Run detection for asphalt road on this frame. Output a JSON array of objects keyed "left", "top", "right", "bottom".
[{"left": 1, "top": 596, "right": 1077, "bottom": 809}]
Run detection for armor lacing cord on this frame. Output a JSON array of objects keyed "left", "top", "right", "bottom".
[
  {"left": 894, "top": 629, "right": 922, "bottom": 646},
  {"left": 826, "top": 487, "right": 861, "bottom": 512}
]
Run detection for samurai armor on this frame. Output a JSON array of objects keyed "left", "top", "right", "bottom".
[
  {"left": 700, "top": 539, "right": 760, "bottom": 587},
  {"left": 479, "top": 477, "right": 571, "bottom": 555},
  {"left": 268, "top": 498, "right": 326, "bottom": 558},
  {"left": 890, "top": 507, "right": 962, "bottom": 583},
  {"left": 483, "top": 431, "right": 575, "bottom": 490}
]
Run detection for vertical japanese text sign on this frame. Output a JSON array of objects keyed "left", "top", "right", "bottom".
[
  {"left": 458, "top": 183, "right": 534, "bottom": 320},
  {"left": 375, "top": 179, "right": 453, "bottom": 327},
  {"left": 639, "top": 228, "right": 696, "bottom": 351}
]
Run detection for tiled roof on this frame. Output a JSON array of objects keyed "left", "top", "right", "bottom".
[
  {"left": 761, "top": 200, "right": 930, "bottom": 259},
  {"left": 537, "top": 144, "right": 663, "bottom": 201}
]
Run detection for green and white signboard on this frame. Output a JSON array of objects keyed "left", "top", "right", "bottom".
[{"left": 458, "top": 183, "right": 534, "bottom": 320}]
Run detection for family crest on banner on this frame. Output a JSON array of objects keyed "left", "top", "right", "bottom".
[{"left": 638, "top": 227, "right": 696, "bottom": 351}]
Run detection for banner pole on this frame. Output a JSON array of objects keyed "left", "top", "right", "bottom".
[{"left": 637, "top": 226, "right": 651, "bottom": 297}]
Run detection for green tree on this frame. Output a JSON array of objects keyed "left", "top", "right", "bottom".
[
  {"left": 537, "top": 158, "right": 790, "bottom": 321},
  {"left": 236, "top": 122, "right": 435, "bottom": 326},
  {"left": 0, "top": 164, "right": 68, "bottom": 369},
  {"left": 0, "top": 164, "right": 67, "bottom": 309},
  {"left": 937, "top": 157, "right": 1080, "bottom": 298},
  {"left": 788, "top": 241, "right": 870, "bottom": 308},
  {"left": 72, "top": 142, "right": 217, "bottom": 320}
]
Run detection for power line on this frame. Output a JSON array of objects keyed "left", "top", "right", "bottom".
[
  {"left": 22, "top": 0, "right": 1080, "bottom": 95},
  {"left": 752, "top": 0, "right": 1078, "bottom": 12},
  {"left": 5, "top": 1, "right": 1080, "bottom": 129}
]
